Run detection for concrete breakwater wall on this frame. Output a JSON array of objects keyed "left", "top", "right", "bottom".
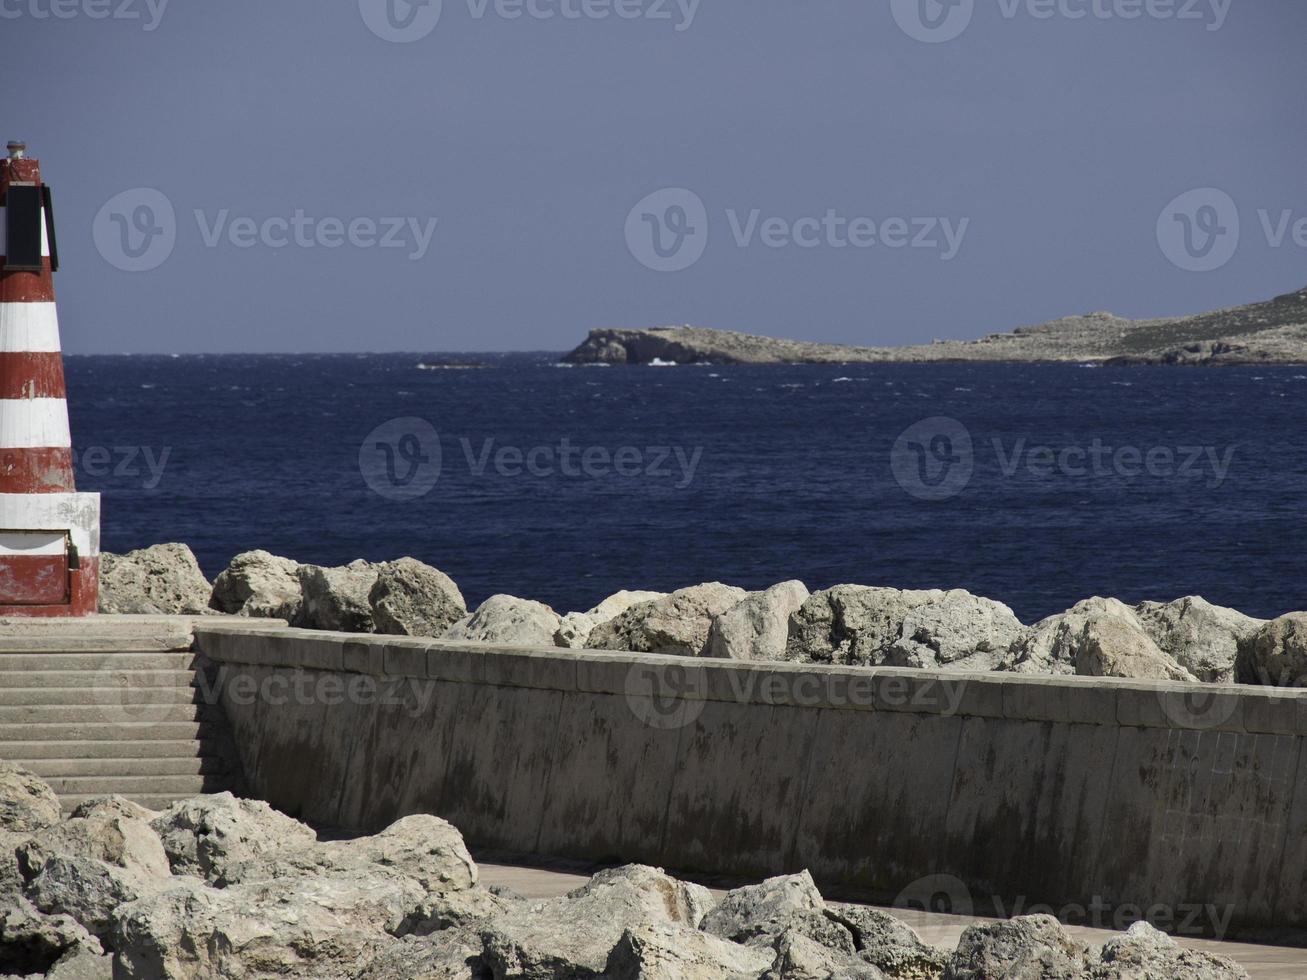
[{"left": 194, "top": 624, "right": 1307, "bottom": 936}]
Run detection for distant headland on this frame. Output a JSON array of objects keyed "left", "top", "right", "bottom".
[{"left": 564, "top": 285, "right": 1307, "bottom": 367}]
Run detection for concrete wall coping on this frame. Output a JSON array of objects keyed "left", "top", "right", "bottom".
[{"left": 192, "top": 624, "right": 1307, "bottom": 736}]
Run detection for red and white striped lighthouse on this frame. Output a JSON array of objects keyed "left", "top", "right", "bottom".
[{"left": 0, "top": 141, "right": 99, "bottom": 616}]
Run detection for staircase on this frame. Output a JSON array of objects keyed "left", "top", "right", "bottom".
[{"left": 0, "top": 617, "right": 242, "bottom": 811}]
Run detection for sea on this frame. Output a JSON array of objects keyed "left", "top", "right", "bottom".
[{"left": 63, "top": 354, "right": 1306, "bottom": 625}]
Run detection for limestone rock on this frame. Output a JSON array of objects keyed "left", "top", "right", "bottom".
[
  {"left": 605, "top": 922, "right": 774, "bottom": 979},
  {"left": 786, "top": 587, "right": 1022, "bottom": 670},
  {"left": 1134, "top": 597, "right": 1264, "bottom": 683},
  {"left": 706, "top": 581, "right": 810, "bottom": 661},
  {"left": 555, "top": 590, "right": 667, "bottom": 649},
  {"left": 943, "top": 915, "right": 1089, "bottom": 980},
  {"left": 1235, "top": 613, "right": 1307, "bottom": 687},
  {"left": 45, "top": 945, "right": 113, "bottom": 980},
  {"left": 477, "top": 864, "right": 715, "bottom": 978},
  {"left": 370, "top": 558, "right": 467, "bottom": 638},
  {"left": 209, "top": 550, "right": 303, "bottom": 620},
  {"left": 1003, "top": 598, "right": 1145, "bottom": 676},
  {"left": 700, "top": 872, "right": 847, "bottom": 952},
  {"left": 353, "top": 931, "right": 488, "bottom": 979},
  {"left": 0, "top": 899, "right": 103, "bottom": 978},
  {"left": 0, "top": 764, "right": 61, "bottom": 834},
  {"left": 1085, "top": 921, "right": 1249, "bottom": 979},
  {"left": 587, "top": 584, "right": 749, "bottom": 656},
  {"left": 221, "top": 813, "right": 478, "bottom": 896},
  {"left": 97, "top": 543, "right": 212, "bottom": 615},
  {"left": 297, "top": 560, "right": 381, "bottom": 632},
  {"left": 1074, "top": 615, "right": 1195, "bottom": 682},
  {"left": 18, "top": 796, "right": 174, "bottom": 936},
  {"left": 764, "top": 930, "right": 886, "bottom": 980},
  {"left": 826, "top": 903, "right": 948, "bottom": 979},
  {"left": 149, "top": 792, "right": 316, "bottom": 883},
  {"left": 111, "top": 872, "right": 424, "bottom": 980},
  {"left": 442, "top": 594, "right": 560, "bottom": 647}
]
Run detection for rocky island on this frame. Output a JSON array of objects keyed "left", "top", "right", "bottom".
[{"left": 564, "top": 284, "right": 1307, "bottom": 367}]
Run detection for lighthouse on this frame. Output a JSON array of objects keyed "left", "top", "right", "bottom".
[{"left": 0, "top": 141, "right": 100, "bottom": 616}]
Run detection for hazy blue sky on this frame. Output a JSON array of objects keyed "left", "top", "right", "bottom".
[{"left": 5, "top": 0, "right": 1305, "bottom": 353}]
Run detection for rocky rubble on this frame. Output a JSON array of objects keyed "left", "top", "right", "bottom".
[
  {"left": 0, "top": 768, "right": 1257, "bottom": 980},
  {"left": 97, "top": 543, "right": 1306, "bottom": 688}
]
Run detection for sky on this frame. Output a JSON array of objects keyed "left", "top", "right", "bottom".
[{"left": 3, "top": 0, "right": 1305, "bottom": 354}]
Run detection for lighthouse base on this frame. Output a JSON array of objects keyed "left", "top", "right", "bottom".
[{"left": 0, "top": 492, "right": 101, "bottom": 617}]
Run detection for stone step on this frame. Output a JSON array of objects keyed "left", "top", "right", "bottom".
[
  {"left": 42, "top": 774, "right": 217, "bottom": 797},
  {"left": 0, "top": 686, "right": 200, "bottom": 707},
  {"left": 0, "top": 616, "right": 199, "bottom": 653},
  {"left": 13, "top": 756, "right": 226, "bottom": 778},
  {"left": 0, "top": 703, "right": 221, "bottom": 725},
  {"left": 0, "top": 669, "right": 198, "bottom": 690},
  {"left": 60, "top": 793, "right": 200, "bottom": 813},
  {"left": 0, "top": 653, "right": 199, "bottom": 673},
  {"left": 0, "top": 721, "right": 210, "bottom": 742},
  {"left": 0, "top": 739, "right": 208, "bottom": 760}
]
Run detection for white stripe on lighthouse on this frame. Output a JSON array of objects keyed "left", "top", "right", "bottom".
[
  {"left": 0, "top": 493, "right": 100, "bottom": 556},
  {"left": 0, "top": 204, "right": 51, "bottom": 259},
  {"left": 0, "top": 303, "right": 61, "bottom": 352},
  {"left": 0, "top": 398, "right": 71, "bottom": 448}
]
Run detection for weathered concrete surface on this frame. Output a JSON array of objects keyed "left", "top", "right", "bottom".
[{"left": 194, "top": 625, "right": 1307, "bottom": 936}]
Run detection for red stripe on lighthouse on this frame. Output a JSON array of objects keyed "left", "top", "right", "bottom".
[
  {"left": 0, "top": 262, "right": 56, "bottom": 303},
  {"left": 0, "top": 448, "right": 76, "bottom": 494},
  {"left": 0, "top": 351, "right": 66, "bottom": 399}
]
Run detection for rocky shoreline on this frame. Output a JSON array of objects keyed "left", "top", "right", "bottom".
[
  {"left": 0, "top": 765, "right": 1253, "bottom": 979},
  {"left": 562, "top": 285, "right": 1307, "bottom": 367},
  {"left": 99, "top": 544, "right": 1307, "bottom": 689}
]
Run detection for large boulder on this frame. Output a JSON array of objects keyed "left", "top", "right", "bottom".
[
  {"left": 0, "top": 899, "right": 104, "bottom": 978},
  {"left": 1002, "top": 598, "right": 1139, "bottom": 676},
  {"left": 700, "top": 872, "right": 847, "bottom": 953},
  {"left": 1074, "top": 615, "right": 1195, "bottom": 682},
  {"left": 1085, "top": 921, "right": 1249, "bottom": 979},
  {"left": 605, "top": 923, "right": 773, "bottom": 979},
  {"left": 110, "top": 872, "right": 424, "bottom": 980},
  {"left": 0, "top": 763, "right": 61, "bottom": 834},
  {"left": 555, "top": 590, "right": 667, "bottom": 649},
  {"left": 1134, "top": 597, "right": 1264, "bottom": 684},
  {"left": 826, "top": 903, "right": 948, "bottom": 979},
  {"left": 18, "top": 797, "right": 174, "bottom": 937},
  {"left": 353, "top": 930, "right": 488, "bottom": 979},
  {"left": 586, "top": 584, "right": 749, "bottom": 657},
  {"left": 442, "top": 594, "right": 561, "bottom": 647},
  {"left": 97, "top": 543, "right": 212, "bottom": 615},
  {"left": 1235, "top": 613, "right": 1307, "bottom": 688},
  {"left": 209, "top": 550, "right": 303, "bottom": 620},
  {"left": 297, "top": 560, "right": 380, "bottom": 632},
  {"left": 370, "top": 558, "right": 467, "bottom": 638},
  {"left": 477, "top": 864, "right": 715, "bottom": 977},
  {"left": 943, "top": 915, "right": 1089, "bottom": 980},
  {"left": 149, "top": 793, "right": 316, "bottom": 884},
  {"left": 786, "top": 586, "right": 1023, "bottom": 670},
  {"left": 706, "top": 581, "right": 811, "bottom": 661},
  {"left": 220, "top": 813, "right": 477, "bottom": 896}
]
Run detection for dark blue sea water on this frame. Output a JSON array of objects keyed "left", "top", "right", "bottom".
[{"left": 63, "top": 355, "right": 1306, "bottom": 624}]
